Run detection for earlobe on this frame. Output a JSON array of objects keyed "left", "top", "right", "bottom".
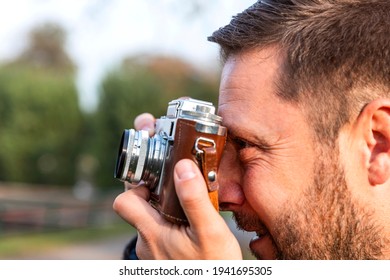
[
  {"left": 361, "top": 99, "right": 390, "bottom": 186},
  {"left": 368, "top": 153, "right": 390, "bottom": 186}
]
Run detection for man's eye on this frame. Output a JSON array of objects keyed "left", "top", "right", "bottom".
[
  {"left": 229, "top": 135, "right": 272, "bottom": 154},
  {"left": 231, "top": 137, "right": 253, "bottom": 150}
]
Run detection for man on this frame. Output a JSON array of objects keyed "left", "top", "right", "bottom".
[{"left": 113, "top": 0, "right": 390, "bottom": 259}]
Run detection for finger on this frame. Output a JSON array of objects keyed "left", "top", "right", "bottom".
[
  {"left": 134, "top": 113, "right": 155, "bottom": 136},
  {"left": 173, "top": 159, "right": 220, "bottom": 231},
  {"left": 124, "top": 181, "right": 145, "bottom": 191},
  {"left": 113, "top": 185, "right": 161, "bottom": 229}
]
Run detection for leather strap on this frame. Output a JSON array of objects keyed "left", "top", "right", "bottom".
[{"left": 196, "top": 140, "right": 219, "bottom": 211}]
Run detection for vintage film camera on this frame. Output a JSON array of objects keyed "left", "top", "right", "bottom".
[{"left": 114, "top": 98, "right": 227, "bottom": 224}]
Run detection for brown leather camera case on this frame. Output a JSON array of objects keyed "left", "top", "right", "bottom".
[{"left": 150, "top": 118, "right": 226, "bottom": 224}]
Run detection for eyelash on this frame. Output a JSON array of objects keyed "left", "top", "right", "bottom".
[
  {"left": 228, "top": 137, "right": 260, "bottom": 167},
  {"left": 230, "top": 136, "right": 255, "bottom": 151},
  {"left": 229, "top": 135, "right": 271, "bottom": 155}
]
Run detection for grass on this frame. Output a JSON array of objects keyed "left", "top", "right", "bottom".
[{"left": 0, "top": 222, "right": 135, "bottom": 259}]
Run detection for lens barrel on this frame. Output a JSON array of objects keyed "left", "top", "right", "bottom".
[
  {"left": 114, "top": 129, "right": 130, "bottom": 180},
  {"left": 114, "top": 129, "right": 166, "bottom": 189}
]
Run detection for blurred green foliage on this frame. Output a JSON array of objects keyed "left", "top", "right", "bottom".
[
  {"left": 0, "top": 22, "right": 220, "bottom": 189},
  {"left": 0, "top": 23, "right": 83, "bottom": 186},
  {"left": 0, "top": 66, "right": 83, "bottom": 185}
]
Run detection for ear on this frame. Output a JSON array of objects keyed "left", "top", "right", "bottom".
[{"left": 359, "top": 99, "right": 390, "bottom": 186}]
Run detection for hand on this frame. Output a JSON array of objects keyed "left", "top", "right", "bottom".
[
  {"left": 113, "top": 112, "right": 242, "bottom": 259},
  {"left": 114, "top": 159, "right": 242, "bottom": 259}
]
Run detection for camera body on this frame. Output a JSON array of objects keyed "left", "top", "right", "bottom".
[{"left": 114, "top": 98, "right": 227, "bottom": 224}]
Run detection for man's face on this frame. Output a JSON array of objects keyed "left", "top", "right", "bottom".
[{"left": 217, "top": 47, "right": 384, "bottom": 259}]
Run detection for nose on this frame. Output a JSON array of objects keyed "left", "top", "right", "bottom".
[{"left": 217, "top": 141, "right": 245, "bottom": 211}]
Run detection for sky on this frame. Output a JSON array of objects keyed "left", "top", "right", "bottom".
[{"left": 0, "top": 0, "right": 255, "bottom": 111}]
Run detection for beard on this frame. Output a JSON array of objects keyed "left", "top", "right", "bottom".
[{"left": 233, "top": 145, "right": 387, "bottom": 260}]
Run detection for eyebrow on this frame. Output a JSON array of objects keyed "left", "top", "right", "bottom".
[{"left": 226, "top": 124, "right": 273, "bottom": 151}]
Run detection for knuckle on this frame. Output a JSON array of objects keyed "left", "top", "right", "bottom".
[{"left": 112, "top": 193, "right": 126, "bottom": 213}]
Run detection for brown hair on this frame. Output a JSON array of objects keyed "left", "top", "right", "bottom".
[{"left": 208, "top": 0, "right": 390, "bottom": 143}]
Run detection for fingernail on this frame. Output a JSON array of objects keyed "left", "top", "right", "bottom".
[
  {"left": 141, "top": 126, "right": 153, "bottom": 131},
  {"left": 176, "top": 160, "right": 196, "bottom": 180}
]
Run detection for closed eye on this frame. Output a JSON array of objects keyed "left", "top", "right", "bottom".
[
  {"left": 230, "top": 136, "right": 254, "bottom": 150},
  {"left": 228, "top": 134, "right": 271, "bottom": 153}
]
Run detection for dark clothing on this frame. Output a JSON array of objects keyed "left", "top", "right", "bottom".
[{"left": 123, "top": 236, "right": 139, "bottom": 260}]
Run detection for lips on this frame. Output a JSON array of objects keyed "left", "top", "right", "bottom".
[
  {"left": 229, "top": 212, "right": 275, "bottom": 258},
  {"left": 255, "top": 230, "right": 268, "bottom": 239},
  {"left": 250, "top": 231, "right": 267, "bottom": 244},
  {"left": 249, "top": 232, "right": 276, "bottom": 259}
]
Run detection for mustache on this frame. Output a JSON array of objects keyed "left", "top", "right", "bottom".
[{"left": 231, "top": 211, "right": 269, "bottom": 235}]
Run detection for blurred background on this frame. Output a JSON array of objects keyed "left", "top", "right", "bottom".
[{"left": 0, "top": 0, "right": 255, "bottom": 259}]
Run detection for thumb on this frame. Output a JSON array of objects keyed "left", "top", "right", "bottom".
[{"left": 173, "top": 159, "right": 220, "bottom": 231}]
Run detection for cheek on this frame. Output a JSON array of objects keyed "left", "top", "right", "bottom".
[{"left": 241, "top": 165, "right": 297, "bottom": 223}]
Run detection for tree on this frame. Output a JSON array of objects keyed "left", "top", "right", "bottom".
[
  {"left": 16, "top": 22, "right": 74, "bottom": 71},
  {"left": 0, "top": 22, "right": 83, "bottom": 186}
]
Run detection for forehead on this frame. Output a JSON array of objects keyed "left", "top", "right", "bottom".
[
  {"left": 222, "top": 47, "right": 281, "bottom": 84},
  {"left": 219, "top": 47, "right": 282, "bottom": 102},
  {"left": 219, "top": 48, "right": 282, "bottom": 122},
  {"left": 217, "top": 47, "right": 305, "bottom": 139}
]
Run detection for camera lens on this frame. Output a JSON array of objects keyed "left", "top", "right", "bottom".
[
  {"left": 114, "top": 129, "right": 130, "bottom": 180},
  {"left": 114, "top": 129, "right": 166, "bottom": 189}
]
